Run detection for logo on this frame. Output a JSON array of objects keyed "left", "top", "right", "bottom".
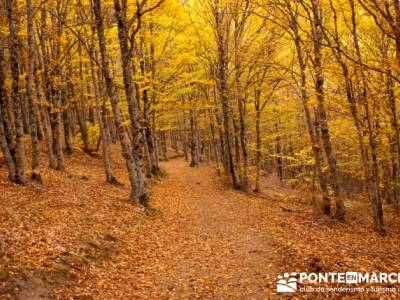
[
  {"left": 277, "top": 272, "right": 297, "bottom": 293},
  {"left": 345, "top": 272, "right": 358, "bottom": 284},
  {"left": 277, "top": 271, "right": 400, "bottom": 294}
]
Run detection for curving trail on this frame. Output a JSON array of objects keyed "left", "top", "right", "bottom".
[
  {"left": 130, "top": 159, "right": 279, "bottom": 299},
  {"left": 3, "top": 150, "right": 400, "bottom": 299},
  {"left": 2, "top": 152, "right": 283, "bottom": 299}
]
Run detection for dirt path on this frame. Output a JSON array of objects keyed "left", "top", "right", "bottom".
[
  {"left": 87, "top": 158, "right": 281, "bottom": 299},
  {"left": 5, "top": 153, "right": 399, "bottom": 299},
  {"left": 1, "top": 151, "right": 283, "bottom": 299},
  {"left": 133, "top": 159, "right": 279, "bottom": 298},
  {"left": 72, "top": 158, "right": 400, "bottom": 300}
]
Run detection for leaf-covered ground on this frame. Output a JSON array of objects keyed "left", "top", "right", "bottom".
[{"left": 1, "top": 149, "right": 400, "bottom": 299}]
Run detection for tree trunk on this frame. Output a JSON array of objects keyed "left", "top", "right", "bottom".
[
  {"left": 89, "top": 48, "right": 119, "bottom": 185},
  {"left": 0, "top": 38, "right": 17, "bottom": 181},
  {"left": 93, "top": 0, "right": 148, "bottom": 205},
  {"left": 77, "top": 44, "right": 91, "bottom": 154},
  {"left": 275, "top": 123, "right": 283, "bottom": 182},
  {"left": 311, "top": 0, "right": 345, "bottom": 220},
  {"left": 26, "top": 0, "right": 41, "bottom": 181},
  {"left": 287, "top": 2, "right": 331, "bottom": 215},
  {"left": 44, "top": 9, "right": 64, "bottom": 171},
  {"left": 214, "top": 2, "right": 240, "bottom": 189},
  {"left": 189, "top": 107, "right": 199, "bottom": 167},
  {"left": 7, "top": 0, "right": 25, "bottom": 183},
  {"left": 350, "top": 0, "right": 384, "bottom": 232},
  {"left": 37, "top": 9, "right": 57, "bottom": 169},
  {"left": 234, "top": 16, "right": 249, "bottom": 191},
  {"left": 113, "top": 0, "right": 149, "bottom": 204},
  {"left": 255, "top": 92, "right": 261, "bottom": 192}
]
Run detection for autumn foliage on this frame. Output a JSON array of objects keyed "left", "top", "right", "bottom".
[{"left": 1, "top": 0, "right": 400, "bottom": 298}]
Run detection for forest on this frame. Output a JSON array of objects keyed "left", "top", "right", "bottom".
[{"left": 1, "top": 0, "right": 400, "bottom": 298}]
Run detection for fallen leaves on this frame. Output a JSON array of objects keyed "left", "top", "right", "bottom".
[{"left": 1, "top": 147, "right": 400, "bottom": 299}]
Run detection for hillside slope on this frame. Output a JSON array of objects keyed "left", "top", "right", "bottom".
[{"left": 1, "top": 150, "right": 400, "bottom": 299}]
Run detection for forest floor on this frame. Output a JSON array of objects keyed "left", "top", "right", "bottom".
[{"left": 1, "top": 147, "right": 400, "bottom": 299}]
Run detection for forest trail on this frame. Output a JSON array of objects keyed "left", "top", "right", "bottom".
[
  {"left": 2, "top": 150, "right": 400, "bottom": 299},
  {"left": 140, "top": 159, "right": 279, "bottom": 298},
  {"left": 2, "top": 0, "right": 400, "bottom": 298},
  {"left": 1, "top": 151, "right": 282, "bottom": 299}
]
